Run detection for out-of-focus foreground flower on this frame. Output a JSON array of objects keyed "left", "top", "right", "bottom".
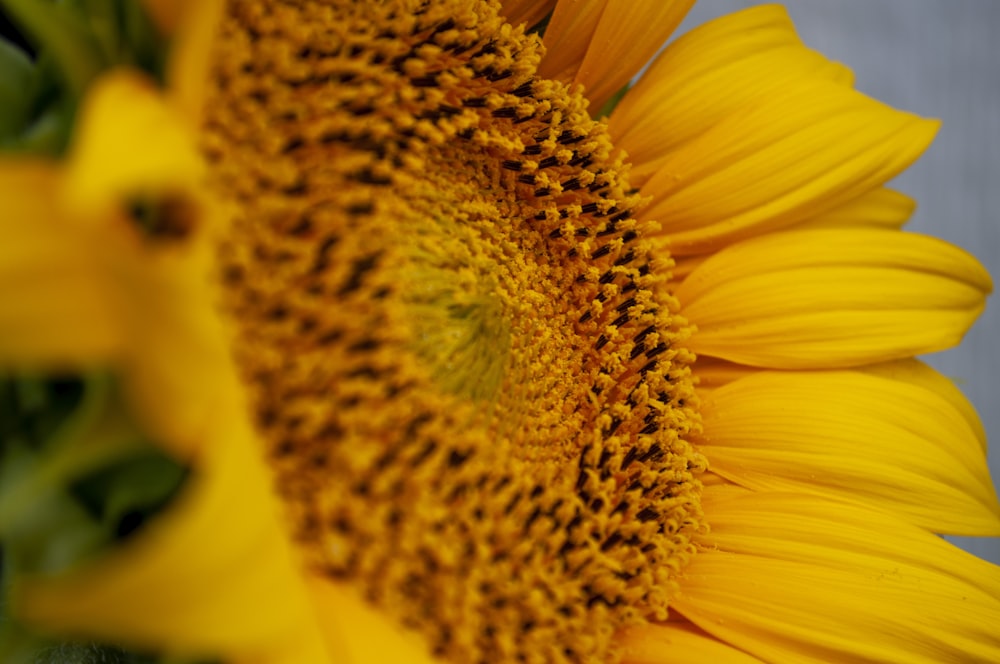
[{"left": 1, "top": 1, "right": 998, "bottom": 663}]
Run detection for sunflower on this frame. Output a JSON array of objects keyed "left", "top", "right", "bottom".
[{"left": 1, "top": 1, "right": 999, "bottom": 663}]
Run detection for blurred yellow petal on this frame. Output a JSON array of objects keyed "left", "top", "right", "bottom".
[
  {"left": 0, "top": 161, "right": 229, "bottom": 461},
  {"left": 639, "top": 80, "right": 937, "bottom": 256},
  {"left": 698, "top": 370, "right": 1000, "bottom": 535},
  {"left": 65, "top": 69, "right": 205, "bottom": 217},
  {"left": 796, "top": 187, "right": 915, "bottom": 230},
  {"left": 677, "top": 229, "right": 992, "bottom": 368},
  {"left": 610, "top": 4, "right": 852, "bottom": 187},
  {"left": 671, "top": 490, "right": 1000, "bottom": 663},
  {"left": 0, "top": 162, "right": 123, "bottom": 367},
  {"left": 163, "top": 0, "right": 225, "bottom": 123},
  {"left": 12, "top": 405, "right": 330, "bottom": 663},
  {"left": 116, "top": 231, "right": 241, "bottom": 462},
  {"left": 309, "top": 578, "right": 442, "bottom": 664},
  {"left": 138, "top": 0, "right": 224, "bottom": 122},
  {"left": 619, "top": 620, "right": 766, "bottom": 664}
]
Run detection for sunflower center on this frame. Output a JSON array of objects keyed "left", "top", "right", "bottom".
[
  {"left": 203, "top": 1, "right": 706, "bottom": 662},
  {"left": 397, "top": 211, "right": 512, "bottom": 404}
]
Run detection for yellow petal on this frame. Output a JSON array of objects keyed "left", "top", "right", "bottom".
[
  {"left": 573, "top": 0, "right": 694, "bottom": 110},
  {"left": 64, "top": 69, "right": 205, "bottom": 217},
  {"left": 138, "top": 0, "right": 225, "bottom": 123},
  {"left": 536, "top": 0, "right": 606, "bottom": 84},
  {"left": 0, "top": 156, "right": 232, "bottom": 459},
  {"left": 860, "top": 357, "right": 988, "bottom": 454},
  {"left": 116, "top": 230, "right": 243, "bottom": 462},
  {"left": 639, "top": 80, "right": 937, "bottom": 256},
  {"left": 539, "top": 1, "right": 692, "bottom": 110},
  {"left": 12, "top": 405, "right": 330, "bottom": 663},
  {"left": 610, "top": 4, "right": 852, "bottom": 187},
  {"left": 698, "top": 370, "right": 1000, "bottom": 535},
  {"left": 699, "top": 488, "right": 1000, "bottom": 599},
  {"left": 619, "top": 620, "right": 766, "bottom": 664},
  {"left": 691, "top": 357, "right": 758, "bottom": 391},
  {"left": 163, "top": 0, "right": 225, "bottom": 124},
  {"left": 676, "top": 228, "right": 992, "bottom": 368},
  {"left": 308, "top": 578, "right": 442, "bottom": 664},
  {"left": 670, "top": 253, "right": 707, "bottom": 282},
  {"left": 0, "top": 161, "right": 124, "bottom": 367},
  {"left": 670, "top": 490, "right": 1000, "bottom": 663},
  {"left": 796, "top": 187, "right": 915, "bottom": 230},
  {"left": 498, "top": 0, "right": 556, "bottom": 30}
]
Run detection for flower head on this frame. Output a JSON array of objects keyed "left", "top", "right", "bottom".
[{"left": 1, "top": 1, "right": 998, "bottom": 663}]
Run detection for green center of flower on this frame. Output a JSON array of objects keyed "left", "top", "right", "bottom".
[
  {"left": 399, "top": 214, "right": 511, "bottom": 404},
  {"left": 205, "top": 1, "right": 706, "bottom": 662}
]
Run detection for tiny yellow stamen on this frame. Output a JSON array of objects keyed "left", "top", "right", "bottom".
[{"left": 203, "top": 2, "right": 705, "bottom": 662}]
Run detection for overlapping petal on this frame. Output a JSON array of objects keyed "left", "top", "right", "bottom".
[
  {"left": 637, "top": 80, "right": 937, "bottom": 256},
  {"left": 539, "top": 0, "right": 693, "bottom": 110},
  {"left": 697, "top": 370, "right": 1000, "bottom": 535},
  {"left": 796, "top": 187, "right": 915, "bottom": 230},
  {"left": 619, "top": 620, "right": 765, "bottom": 664},
  {"left": 609, "top": 4, "right": 852, "bottom": 188},
  {"left": 665, "top": 489, "right": 1000, "bottom": 663},
  {"left": 860, "top": 358, "right": 988, "bottom": 453},
  {"left": 677, "top": 228, "right": 992, "bottom": 368}
]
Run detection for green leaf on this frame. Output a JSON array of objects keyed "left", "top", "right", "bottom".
[
  {"left": 0, "top": 38, "right": 35, "bottom": 138},
  {"left": 0, "top": 0, "right": 106, "bottom": 95}
]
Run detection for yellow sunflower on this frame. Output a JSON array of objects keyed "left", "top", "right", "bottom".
[{"left": 2, "top": 1, "right": 999, "bottom": 663}]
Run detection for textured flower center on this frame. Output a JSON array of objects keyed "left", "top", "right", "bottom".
[{"left": 202, "top": 1, "right": 705, "bottom": 662}]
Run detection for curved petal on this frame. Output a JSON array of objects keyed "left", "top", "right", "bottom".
[
  {"left": 610, "top": 4, "right": 852, "bottom": 187},
  {"left": 11, "top": 407, "right": 331, "bottom": 663},
  {"left": 536, "top": 0, "right": 606, "bottom": 83},
  {"left": 619, "top": 620, "right": 766, "bottom": 664},
  {"left": 859, "top": 358, "right": 988, "bottom": 454},
  {"left": 676, "top": 229, "right": 992, "bottom": 369},
  {"left": 638, "top": 80, "right": 938, "bottom": 256},
  {"left": 796, "top": 187, "right": 915, "bottom": 230},
  {"left": 697, "top": 370, "right": 1000, "bottom": 535},
  {"left": 699, "top": 488, "right": 1000, "bottom": 599},
  {"left": 539, "top": 1, "right": 693, "bottom": 110},
  {"left": 574, "top": 0, "right": 693, "bottom": 110},
  {"left": 65, "top": 69, "right": 206, "bottom": 217},
  {"left": 671, "top": 490, "right": 1000, "bottom": 663},
  {"left": 690, "top": 357, "right": 758, "bottom": 391},
  {"left": 163, "top": 0, "right": 225, "bottom": 123}
]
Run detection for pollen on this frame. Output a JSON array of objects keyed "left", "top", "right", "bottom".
[{"left": 202, "top": 1, "right": 706, "bottom": 662}]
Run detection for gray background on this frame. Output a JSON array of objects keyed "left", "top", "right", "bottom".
[{"left": 677, "top": 1, "right": 1000, "bottom": 564}]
